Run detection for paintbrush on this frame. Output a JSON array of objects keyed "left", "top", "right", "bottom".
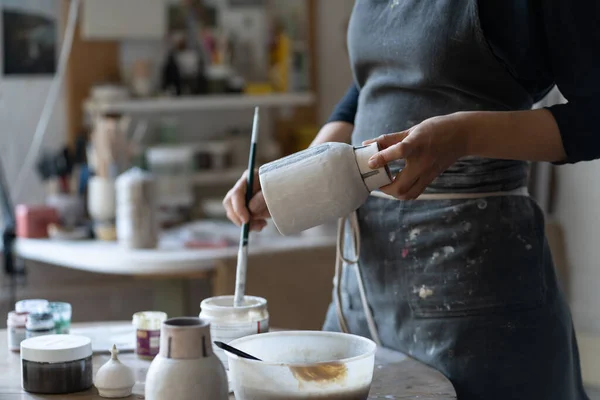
[{"left": 233, "top": 107, "right": 260, "bottom": 307}]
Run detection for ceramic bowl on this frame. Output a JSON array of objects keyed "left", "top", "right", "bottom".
[{"left": 226, "top": 331, "right": 376, "bottom": 400}]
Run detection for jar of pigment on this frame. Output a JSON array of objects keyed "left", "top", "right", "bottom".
[
  {"left": 7, "top": 311, "right": 28, "bottom": 352},
  {"left": 26, "top": 312, "right": 56, "bottom": 338},
  {"left": 132, "top": 311, "right": 167, "bottom": 359},
  {"left": 48, "top": 302, "right": 72, "bottom": 334},
  {"left": 16, "top": 299, "right": 49, "bottom": 314},
  {"left": 199, "top": 295, "right": 269, "bottom": 373},
  {"left": 21, "top": 334, "right": 93, "bottom": 394}
]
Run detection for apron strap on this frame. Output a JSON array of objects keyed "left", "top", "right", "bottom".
[{"left": 334, "top": 212, "right": 383, "bottom": 347}]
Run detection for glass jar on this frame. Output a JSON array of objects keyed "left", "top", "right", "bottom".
[
  {"left": 199, "top": 295, "right": 269, "bottom": 372},
  {"left": 26, "top": 312, "right": 56, "bottom": 338},
  {"left": 132, "top": 311, "right": 167, "bottom": 359},
  {"left": 48, "top": 302, "right": 72, "bottom": 334},
  {"left": 7, "top": 311, "right": 28, "bottom": 352}
]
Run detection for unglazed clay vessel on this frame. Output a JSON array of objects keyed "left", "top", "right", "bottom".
[
  {"left": 94, "top": 345, "right": 135, "bottom": 398},
  {"left": 145, "top": 317, "right": 228, "bottom": 400},
  {"left": 259, "top": 142, "right": 392, "bottom": 235}
]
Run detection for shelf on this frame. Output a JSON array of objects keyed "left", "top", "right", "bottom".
[
  {"left": 191, "top": 168, "right": 245, "bottom": 186},
  {"left": 84, "top": 92, "right": 315, "bottom": 114}
]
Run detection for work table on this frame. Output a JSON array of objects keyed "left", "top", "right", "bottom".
[{"left": 0, "top": 323, "right": 456, "bottom": 399}]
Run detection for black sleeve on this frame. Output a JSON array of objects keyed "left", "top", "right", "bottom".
[
  {"left": 542, "top": 1, "right": 600, "bottom": 163},
  {"left": 326, "top": 83, "right": 359, "bottom": 125}
]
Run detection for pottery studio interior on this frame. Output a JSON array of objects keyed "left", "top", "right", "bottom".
[{"left": 1, "top": 0, "right": 600, "bottom": 399}]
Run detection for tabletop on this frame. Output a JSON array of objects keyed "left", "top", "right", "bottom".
[
  {"left": 0, "top": 323, "right": 456, "bottom": 399},
  {"left": 14, "top": 222, "right": 336, "bottom": 276}
]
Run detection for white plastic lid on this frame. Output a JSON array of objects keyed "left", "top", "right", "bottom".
[
  {"left": 21, "top": 335, "right": 92, "bottom": 363},
  {"left": 15, "top": 299, "right": 48, "bottom": 314},
  {"left": 354, "top": 142, "right": 393, "bottom": 191}
]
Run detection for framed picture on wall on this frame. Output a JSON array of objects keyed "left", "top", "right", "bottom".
[{"left": 2, "top": 4, "right": 57, "bottom": 75}]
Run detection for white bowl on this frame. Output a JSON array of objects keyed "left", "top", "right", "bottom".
[{"left": 226, "top": 331, "right": 376, "bottom": 400}]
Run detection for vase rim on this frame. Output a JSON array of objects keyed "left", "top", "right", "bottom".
[{"left": 163, "top": 317, "right": 209, "bottom": 329}]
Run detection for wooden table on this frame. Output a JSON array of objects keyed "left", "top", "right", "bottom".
[{"left": 0, "top": 323, "right": 456, "bottom": 399}]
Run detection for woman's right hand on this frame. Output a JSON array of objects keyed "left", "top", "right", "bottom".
[{"left": 223, "top": 170, "right": 270, "bottom": 232}]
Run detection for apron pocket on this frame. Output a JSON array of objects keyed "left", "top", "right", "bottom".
[{"left": 405, "top": 196, "right": 548, "bottom": 318}]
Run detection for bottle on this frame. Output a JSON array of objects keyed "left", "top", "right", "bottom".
[{"left": 258, "top": 142, "right": 392, "bottom": 235}]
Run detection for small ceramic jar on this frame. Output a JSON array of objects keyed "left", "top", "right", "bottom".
[{"left": 94, "top": 345, "right": 136, "bottom": 398}]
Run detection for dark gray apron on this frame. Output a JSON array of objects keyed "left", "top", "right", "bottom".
[{"left": 322, "top": 1, "right": 589, "bottom": 399}]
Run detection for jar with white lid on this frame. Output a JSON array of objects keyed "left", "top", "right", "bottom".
[
  {"left": 21, "top": 334, "right": 93, "bottom": 394},
  {"left": 16, "top": 299, "right": 49, "bottom": 314},
  {"left": 7, "top": 311, "right": 28, "bottom": 352},
  {"left": 199, "top": 295, "right": 269, "bottom": 373},
  {"left": 26, "top": 312, "right": 56, "bottom": 338}
]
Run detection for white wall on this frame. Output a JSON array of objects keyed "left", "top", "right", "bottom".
[{"left": 0, "top": 0, "right": 66, "bottom": 206}]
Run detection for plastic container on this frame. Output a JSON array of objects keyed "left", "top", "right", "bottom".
[
  {"left": 21, "top": 334, "right": 93, "bottom": 394},
  {"left": 259, "top": 142, "right": 392, "bottom": 235},
  {"left": 146, "top": 146, "right": 194, "bottom": 207},
  {"left": 227, "top": 331, "right": 376, "bottom": 400},
  {"left": 16, "top": 299, "right": 49, "bottom": 314},
  {"left": 7, "top": 311, "right": 28, "bottom": 352},
  {"left": 132, "top": 311, "right": 168, "bottom": 359},
  {"left": 48, "top": 302, "right": 72, "bottom": 334},
  {"left": 199, "top": 296, "right": 269, "bottom": 373},
  {"left": 116, "top": 168, "right": 159, "bottom": 249},
  {"left": 26, "top": 312, "right": 56, "bottom": 338}
]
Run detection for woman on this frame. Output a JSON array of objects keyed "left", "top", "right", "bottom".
[{"left": 224, "top": 1, "right": 597, "bottom": 398}]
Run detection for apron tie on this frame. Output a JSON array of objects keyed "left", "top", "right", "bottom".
[{"left": 333, "top": 186, "right": 529, "bottom": 347}]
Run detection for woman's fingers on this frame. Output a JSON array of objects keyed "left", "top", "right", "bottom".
[
  {"left": 230, "top": 174, "right": 251, "bottom": 224},
  {"left": 368, "top": 140, "right": 415, "bottom": 169},
  {"left": 250, "top": 219, "right": 268, "bottom": 232},
  {"left": 362, "top": 131, "right": 409, "bottom": 148},
  {"left": 248, "top": 191, "right": 270, "bottom": 219},
  {"left": 380, "top": 165, "right": 420, "bottom": 199}
]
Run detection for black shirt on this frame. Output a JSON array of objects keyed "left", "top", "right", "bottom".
[{"left": 328, "top": 1, "right": 600, "bottom": 164}]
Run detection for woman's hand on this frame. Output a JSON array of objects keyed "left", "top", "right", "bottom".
[
  {"left": 364, "top": 114, "right": 469, "bottom": 200},
  {"left": 223, "top": 170, "right": 270, "bottom": 232}
]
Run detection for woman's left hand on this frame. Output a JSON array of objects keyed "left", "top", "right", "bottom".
[{"left": 364, "top": 113, "right": 470, "bottom": 200}]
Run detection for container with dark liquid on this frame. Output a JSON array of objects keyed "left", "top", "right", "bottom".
[{"left": 20, "top": 335, "right": 93, "bottom": 394}]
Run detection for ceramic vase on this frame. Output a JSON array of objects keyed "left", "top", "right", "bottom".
[
  {"left": 259, "top": 142, "right": 392, "bottom": 235},
  {"left": 145, "top": 317, "right": 228, "bottom": 400}
]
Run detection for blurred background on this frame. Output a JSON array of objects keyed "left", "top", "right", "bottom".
[{"left": 0, "top": 0, "right": 599, "bottom": 395}]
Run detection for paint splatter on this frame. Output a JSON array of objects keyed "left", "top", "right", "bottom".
[
  {"left": 443, "top": 246, "right": 455, "bottom": 256},
  {"left": 427, "top": 345, "right": 437, "bottom": 356},
  {"left": 409, "top": 228, "right": 421, "bottom": 240},
  {"left": 389, "top": 232, "right": 396, "bottom": 242},
  {"left": 419, "top": 285, "right": 434, "bottom": 299},
  {"left": 402, "top": 247, "right": 410, "bottom": 258}
]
